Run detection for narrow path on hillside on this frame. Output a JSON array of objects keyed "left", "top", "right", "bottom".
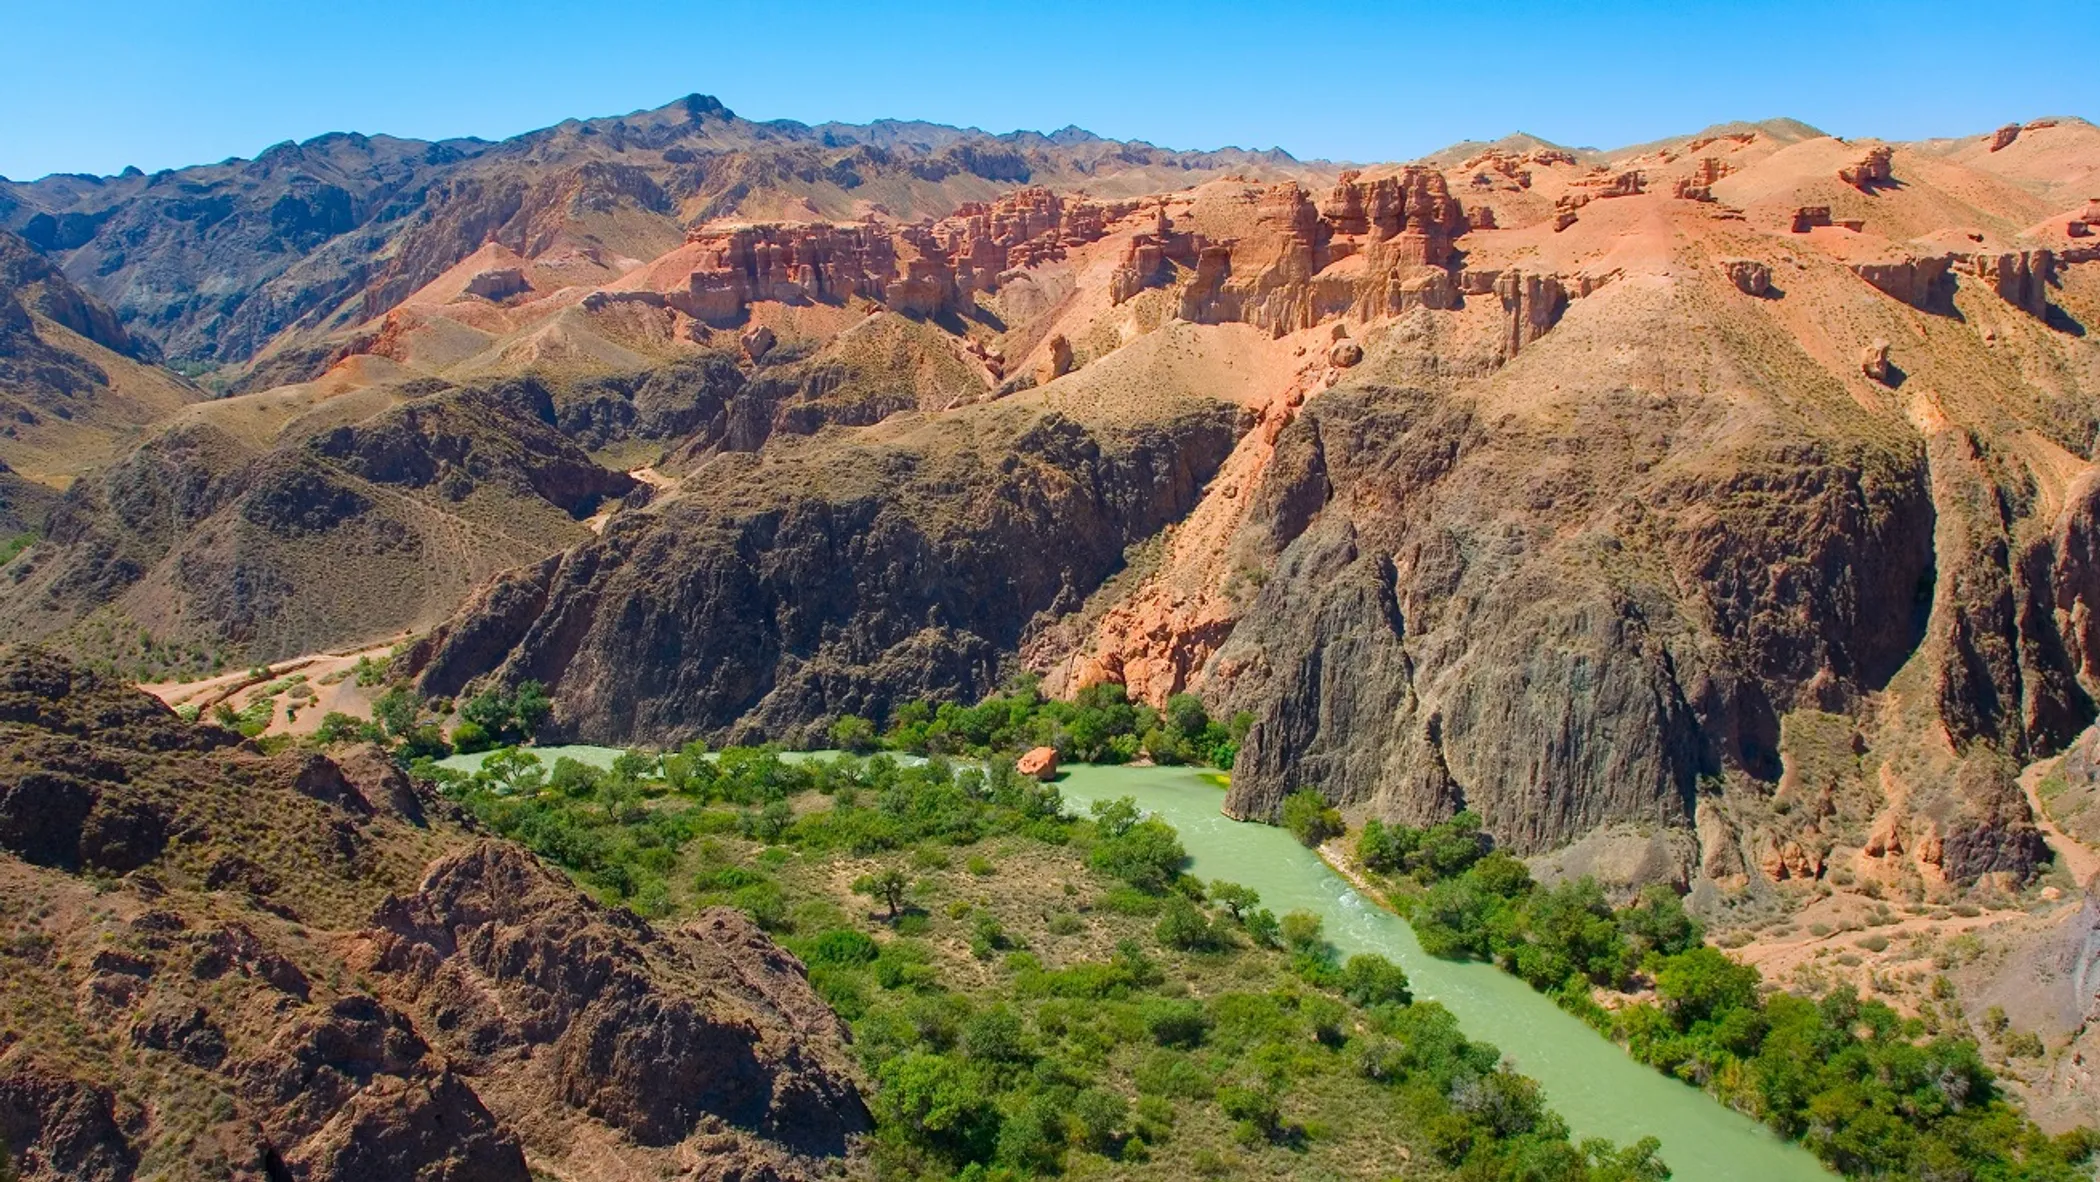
[{"left": 2021, "top": 759, "right": 2100, "bottom": 890}]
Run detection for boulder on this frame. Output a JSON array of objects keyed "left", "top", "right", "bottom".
[
  {"left": 1721, "top": 258, "right": 1771, "bottom": 296},
  {"left": 1328, "top": 339, "right": 1364, "bottom": 367},
  {"left": 739, "top": 324, "right": 776, "bottom": 361},
  {"left": 1037, "top": 334, "right": 1074, "bottom": 385},
  {"left": 1016, "top": 746, "right": 1058, "bottom": 780},
  {"left": 463, "top": 268, "right": 530, "bottom": 301},
  {"left": 1861, "top": 339, "right": 1894, "bottom": 384}
]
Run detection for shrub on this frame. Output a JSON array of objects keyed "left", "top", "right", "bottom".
[
  {"left": 830, "top": 714, "right": 878, "bottom": 753},
  {"left": 1154, "top": 895, "right": 1224, "bottom": 951},
  {"left": 1339, "top": 954, "right": 1413, "bottom": 1008},
  {"left": 1142, "top": 999, "right": 1212, "bottom": 1048},
  {"left": 449, "top": 720, "right": 492, "bottom": 753},
  {"left": 1280, "top": 789, "right": 1344, "bottom": 847}
]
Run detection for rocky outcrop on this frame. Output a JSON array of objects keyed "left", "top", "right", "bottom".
[
  {"left": 0, "top": 649, "right": 865, "bottom": 1180},
  {"left": 1965, "top": 249, "right": 2055, "bottom": 317},
  {"left": 670, "top": 186, "right": 1129, "bottom": 325},
  {"left": 1173, "top": 173, "right": 1471, "bottom": 334},
  {"left": 1038, "top": 333, "right": 1074, "bottom": 384},
  {"left": 1851, "top": 253, "right": 1952, "bottom": 308},
  {"left": 463, "top": 267, "right": 530, "bottom": 301},
  {"left": 1016, "top": 746, "right": 1058, "bottom": 780},
  {"left": 1495, "top": 270, "right": 1568, "bottom": 356},
  {"left": 1861, "top": 339, "right": 1894, "bottom": 383},
  {"left": 1722, "top": 258, "right": 1772, "bottom": 296},
  {"left": 1838, "top": 146, "right": 1894, "bottom": 190},
  {"left": 1990, "top": 123, "right": 2022, "bottom": 152},
  {"left": 367, "top": 844, "right": 866, "bottom": 1155},
  {"left": 1214, "top": 374, "right": 1939, "bottom": 857},
  {"left": 739, "top": 323, "right": 775, "bottom": 361},
  {"left": 1791, "top": 206, "right": 1833, "bottom": 233},
  {"left": 417, "top": 398, "right": 1242, "bottom": 744}
]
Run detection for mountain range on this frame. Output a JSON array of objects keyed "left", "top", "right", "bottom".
[{"left": 3, "top": 92, "right": 2100, "bottom": 1178}]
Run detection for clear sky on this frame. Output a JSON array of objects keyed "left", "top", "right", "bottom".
[{"left": 1, "top": 0, "right": 2088, "bottom": 181}]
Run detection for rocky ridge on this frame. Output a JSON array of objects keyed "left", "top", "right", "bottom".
[{"left": 0, "top": 648, "right": 864, "bottom": 1180}]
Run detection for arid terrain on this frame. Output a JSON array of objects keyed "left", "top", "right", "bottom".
[{"left": 4, "top": 94, "right": 2100, "bottom": 1179}]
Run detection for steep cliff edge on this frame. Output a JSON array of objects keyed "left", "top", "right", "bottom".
[{"left": 410, "top": 392, "right": 1242, "bottom": 744}]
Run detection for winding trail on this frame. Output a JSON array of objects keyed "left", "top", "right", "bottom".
[{"left": 2021, "top": 758, "right": 2100, "bottom": 891}]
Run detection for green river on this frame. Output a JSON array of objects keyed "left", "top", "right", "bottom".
[{"left": 438, "top": 747, "right": 1832, "bottom": 1181}]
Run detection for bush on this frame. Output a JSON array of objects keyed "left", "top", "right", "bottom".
[
  {"left": 1142, "top": 998, "right": 1212, "bottom": 1047},
  {"left": 1154, "top": 895, "right": 1224, "bottom": 951},
  {"left": 1339, "top": 953, "right": 1413, "bottom": 1008},
  {"left": 1088, "top": 800, "right": 1186, "bottom": 891},
  {"left": 830, "top": 714, "right": 878, "bottom": 753},
  {"left": 1281, "top": 789, "right": 1344, "bottom": 847},
  {"left": 449, "top": 720, "right": 492, "bottom": 753}
]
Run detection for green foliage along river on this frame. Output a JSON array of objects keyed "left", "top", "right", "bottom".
[
  {"left": 1047, "top": 763, "right": 1832, "bottom": 1182},
  {"left": 436, "top": 746, "right": 1830, "bottom": 1180}
]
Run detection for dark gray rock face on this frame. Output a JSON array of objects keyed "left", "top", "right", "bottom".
[
  {"left": 1217, "top": 385, "right": 1942, "bottom": 855},
  {"left": 415, "top": 401, "right": 1241, "bottom": 745}
]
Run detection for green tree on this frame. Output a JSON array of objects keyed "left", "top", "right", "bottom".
[
  {"left": 1089, "top": 816, "right": 1186, "bottom": 892},
  {"left": 1339, "top": 953, "right": 1413, "bottom": 1007},
  {"left": 1154, "top": 894, "right": 1222, "bottom": 951},
  {"left": 372, "top": 684, "right": 420, "bottom": 739},
  {"left": 1072, "top": 1087, "right": 1129, "bottom": 1153},
  {"left": 854, "top": 866, "right": 912, "bottom": 919},
  {"left": 830, "top": 714, "right": 878, "bottom": 752},
  {"left": 1281, "top": 789, "right": 1344, "bottom": 847},
  {"left": 1208, "top": 880, "right": 1260, "bottom": 922},
  {"left": 1279, "top": 909, "right": 1327, "bottom": 955},
  {"left": 875, "top": 1052, "right": 1000, "bottom": 1164},
  {"left": 511, "top": 680, "right": 551, "bottom": 737},
  {"left": 481, "top": 747, "right": 546, "bottom": 795},
  {"left": 449, "top": 720, "right": 493, "bottom": 753},
  {"left": 1655, "top": 945, "right": 1762, "bottom": 1027}
]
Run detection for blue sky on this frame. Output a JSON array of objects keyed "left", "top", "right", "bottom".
[{"left": 0, "top": 0, "right": 2088, "bottom": 180}]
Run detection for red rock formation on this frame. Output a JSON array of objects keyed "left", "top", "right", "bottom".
[
  {"left": 1016, "top": 747, "right": 1058, "bottom": 780},
  {"left": 1722, "top": 258, "right": 1771, "bottom": 296},
  {"left": 1038, "top": 334, "right": 1074, "bottom": 385},
  {"left": 1685, "top": 132, "right": 1755, "bottom": 153},
  {"left": 1589, "top": 169, "right": 1645, "bottom": 197},
  {"left": 667, "top": 187, "right": 1129, "bottom": 325},
  {"left": 1496, "top": 270, "right": 1567, "bottom": 357},
  {"left": 1966, "top": 249, "right": 2055, "bottom": 317},
  {"left": 1791, "top": 206, "right": 1833, "bottom": 233},
  {"left": 1174, "top": 172, "right": 1472, "bottom": 335},
  {"left": 1861, "top": 339, "right": 1894, "bottom": 384},
  {"left": 1673, "top": 179, "right": 1715, "bottom": 202},
  {"left": 738, "top": 324, "right": 775, "bottom": 361},
  {"left": 464, "top": 268, "right": 529, "bottom": 301},
  {"left": 1850, "top": 255, "right": 1951, "bottom": 307},
  {"left": 1837, "top": 146, "right": 1894, "bottom": 191},
  {"left": 1990, "top": 123, "right": 2022, "bottom": 151}
]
